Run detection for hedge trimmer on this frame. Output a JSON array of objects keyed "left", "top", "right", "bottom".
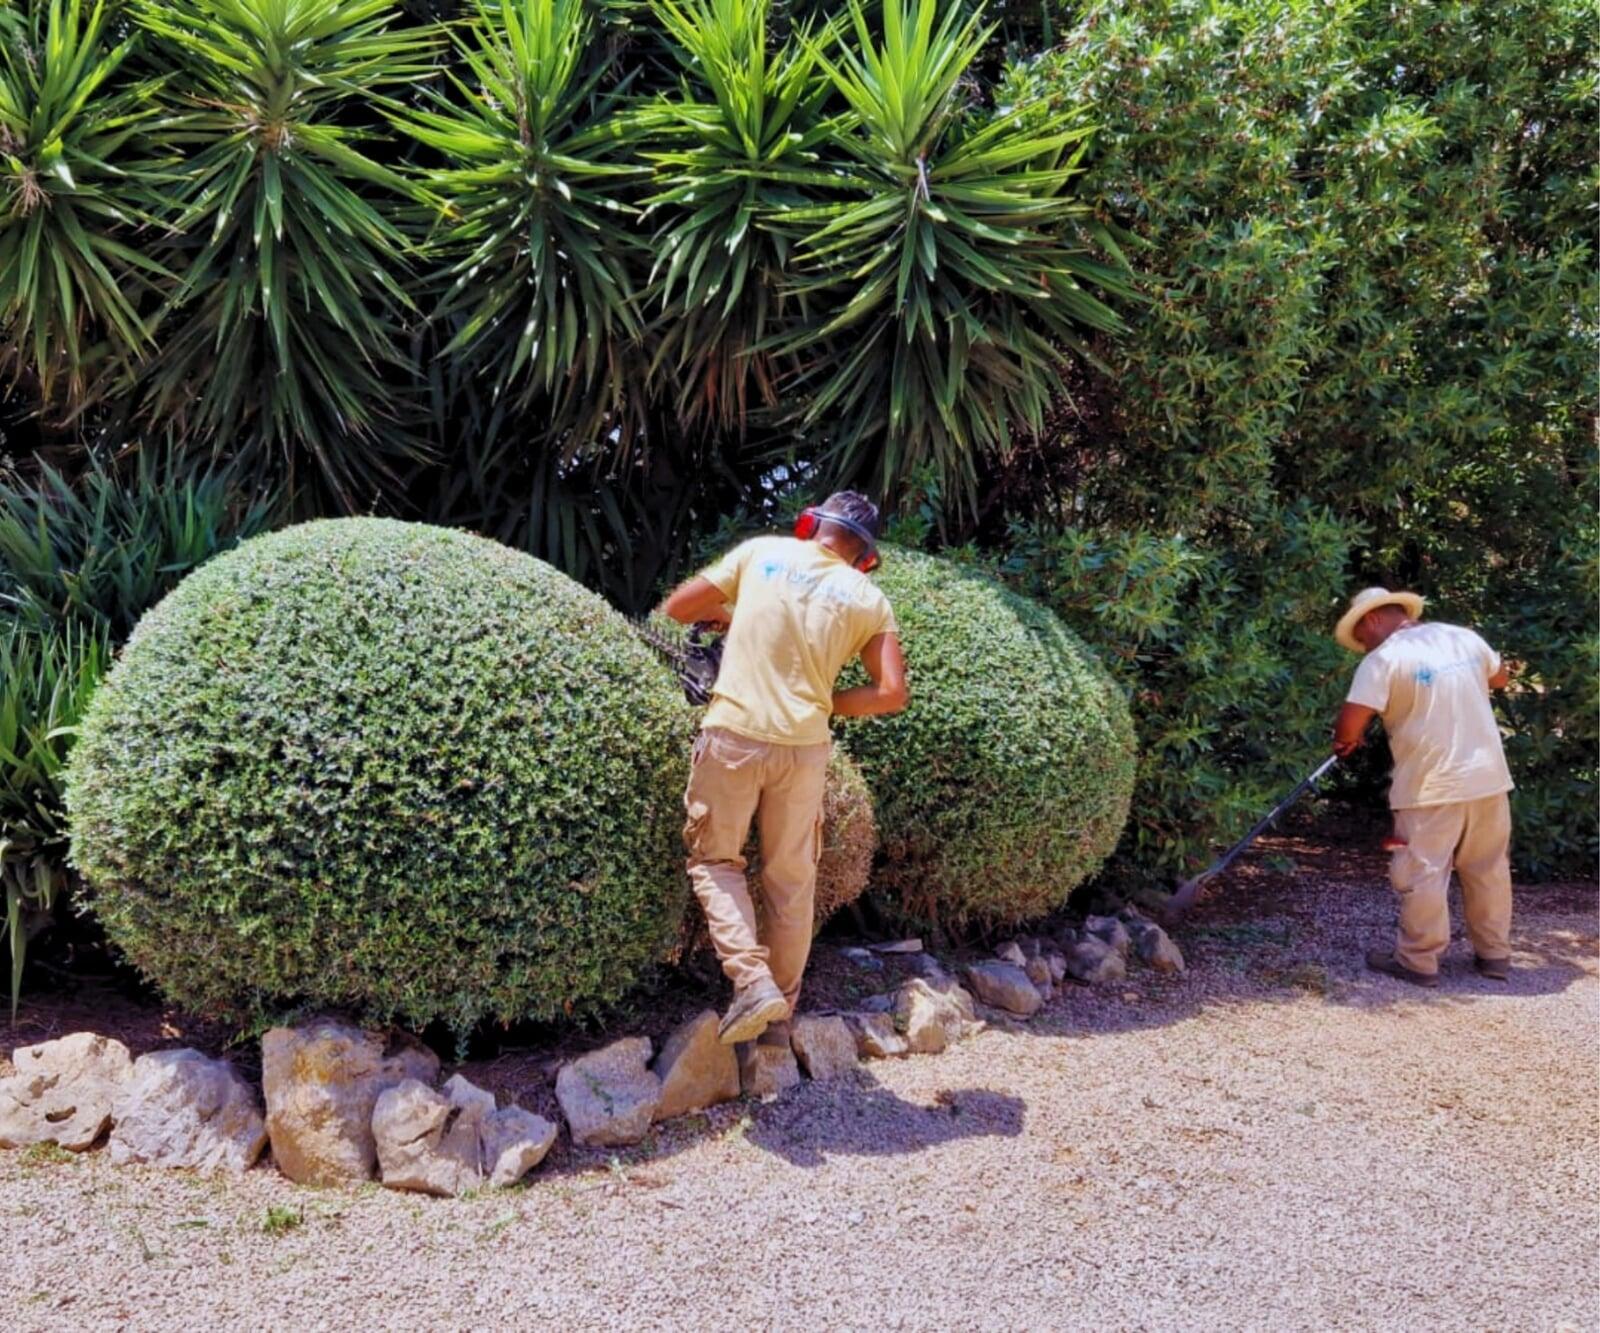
[
  {"left": 630, "top": 618, "right": 724, "bottom": 706},
  {"left": 1163, "top": 755, "right": 1340, "bottom": 924}
]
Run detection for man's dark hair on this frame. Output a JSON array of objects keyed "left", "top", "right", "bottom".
[{"left": 820, "top": 491, "right": 880, "bottom": 541}]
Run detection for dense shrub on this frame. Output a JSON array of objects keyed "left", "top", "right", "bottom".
[
  {"left": 985, "top": 0, "right": 1596, "bottom": 878},
  {"left": 66, "top": 519, "right": 695, "bottom": 1032},
  {"left": 836, "top": 546, "right": 1136, "bottom": 931}
]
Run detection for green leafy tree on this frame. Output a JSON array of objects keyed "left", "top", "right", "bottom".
[{"left": 995, "top": 0, "right": 1596, "bottom": 878}]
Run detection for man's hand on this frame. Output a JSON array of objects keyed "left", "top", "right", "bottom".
[
  {"left": 1488, "top": 658, "right": 1517, "bottom": 691},
  {"left": 1332, "top": 701, "right": 1378, "bottom": 757},
  {"left": 661, "top": 576, "right": 731, "bottom": 630},
  {"left": 832, "top": 633, "right": 908, "bottom": 718}
]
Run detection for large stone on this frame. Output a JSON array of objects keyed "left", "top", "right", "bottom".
[
  {"left": 790, "top": 1016, "right": 858, "bottom": 1081},
  {"left": 962, "top": 961, "right": 1043, "bottom": 1017},
  {"left": 0, "top": 1033, "right": 133, "bottom": 1151},
  {"left": 737, "top": 1041, "right": 801, "bottom": 1099},
  {"left": 1045, "top": 950, "right": 1068, "bottom": 985},
  {"left": 556, "top": 1037, "right": 660, "bottom": 1147},
  {"left": 894, "top": 978, "right": 980, "bottom": 1054},
  {"left": 109, "top": 1049, "right": 265, "bottom": 1173},
  {"left": 1085, "top": 915, "right": 1133, "bottom": 959},
  {"left": 1135, "top": 922, "right": 1187, "bottom": 974},
  {"left": 373, "top": 1074, "right": 556, "bottom": 1196},
  {"left": 652, "top": 1011, "right": 740, "bottom": 1122},
  {"left": 1065, "top": 934, "right": 1128, "bottom": 985},
  {"left": 843, "top": 1012, "right": 909, "bottom": 1059},
  {"left": 995, "top": 940, "right": 1027, "bottom": 968},
  {"left": 260, "top": 1020, "right": 439, "bottom": 1185}
]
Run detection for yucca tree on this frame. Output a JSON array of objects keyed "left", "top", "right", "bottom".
[
  {"left": 0, "top": 0, "right": 170, "bottom": 413},
  {"left": 642, "top": 0, "right": 835, "bottom": 434},
  {"left": 398, "top": 0, "right": 646, "bottom": 443},
  {"left": 784, "top": 0, "right": 1134, "bottom": 503},
  {"left": 133, "top": 0, "right": 438, "bottom": 509}
]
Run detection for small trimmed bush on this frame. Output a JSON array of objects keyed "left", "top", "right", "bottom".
[
  {"left": 837, "top": 546, "right": 1136, "bottom": 930},
  {"left": 66, "top": 519, "right": 694, "bottom": 1032}
]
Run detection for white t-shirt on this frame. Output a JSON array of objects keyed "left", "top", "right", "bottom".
[{"left": 1346, "top": 622, "right": 1513, "bottom": 809}]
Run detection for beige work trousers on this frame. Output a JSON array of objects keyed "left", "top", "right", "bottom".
[
  {"left": 683, "top": 727, "right": 830, "bottom": 1012},
  {"left": 1389, "top": 793, "right": 1514, "bottom": 975}
]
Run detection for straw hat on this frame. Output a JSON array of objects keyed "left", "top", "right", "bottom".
[{"left": 1335, "top": 586, "right": 1425, "bottom": 653}]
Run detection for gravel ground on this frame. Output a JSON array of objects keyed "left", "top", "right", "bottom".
[{"left": 2, "top": 832, "right": 1595, "bottom": 1331}]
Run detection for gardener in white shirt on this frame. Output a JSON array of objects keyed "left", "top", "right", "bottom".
[{"left": 1331, "top": 587, "right": 1515, "bottom": 987}]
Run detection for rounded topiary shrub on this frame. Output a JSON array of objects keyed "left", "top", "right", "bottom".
[
  {"left": 66, "top": 519, "right": 695, "bottom": 1033},
  {"left": 836, "top": 546, "right": 1136, "bottom": 931}
]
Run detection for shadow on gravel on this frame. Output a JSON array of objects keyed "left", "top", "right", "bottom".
[{"left": 744, "top": 1082, "right": 1024, "bottom": 1168}]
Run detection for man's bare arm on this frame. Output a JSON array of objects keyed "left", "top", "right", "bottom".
[
  {"left": 661, "top": 576, "right": 731, "bottom": 630},
  {"left": 833, "top": 633, "right": 908, "bottom": 718},
  {"left": 1332, "top": 701, "right": 1378, "bottom": 757}
]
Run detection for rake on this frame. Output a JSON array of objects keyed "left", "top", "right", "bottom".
[{"left": 1163, "top": 755, "right": 1340, "bottom": 923}]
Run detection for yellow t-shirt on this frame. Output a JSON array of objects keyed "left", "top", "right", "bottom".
[
  {"left": 1346, "top": 622, "right": 1513, "bottom": 809},
  {"left": 698, "top": 535, "right": 898, "bottom": 745}
]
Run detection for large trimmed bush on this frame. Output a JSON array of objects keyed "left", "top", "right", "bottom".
[
  {"left": 837, "top": 547, "right": 1135, "bottom": 931},
  {"left": 65, "top": 519, "right": 694, "bottom": 1032}
]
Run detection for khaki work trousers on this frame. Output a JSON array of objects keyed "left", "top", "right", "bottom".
[
  {"left": 1389, "top": 793, "right": 1514, "bottom": 975},
  {"left": 683, "top": 728, "right": 830, "bottom": 1012}
]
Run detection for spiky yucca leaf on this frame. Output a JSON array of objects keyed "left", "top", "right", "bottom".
[
  {"left": 0, "top": 617, "right": 109, "bottom": 1016},
  {"left": 0, "top": 0, "right": 169, "bottom": 411},
  {"left": 399, "top": 0, "right": 644, "bottom": 437},
  {"left": 642, "top": 0, "right": 835, "bottom": 433},
  {"left": 134, "top": 0, "right": 437, "bottom": 509},
  {"left": 785, "top": 0, "right": 1134, "bottom": 502}
]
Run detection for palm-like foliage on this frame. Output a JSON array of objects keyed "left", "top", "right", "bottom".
[
  {"left": 134, "top": 0, "right": 437, "bottom": 509},
  {"left": 0, "top": 0, "right": 169, "bottom": 411},
  {"left": 0, "top": 448, "right": 280, "bottom": 636},
  {"left": 399, "top": 0, "right": 644, "bottom": 437},
  {"left": 786, "top": 0, "right": 1134, "bottom": 502},
  {"left": 0, "top": 618, "right": 108, "bottom": 1016},
  {"left": 642, "top": 0, "right": 834, "bottom": 433}
]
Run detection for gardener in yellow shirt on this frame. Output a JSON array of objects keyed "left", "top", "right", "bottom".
[
  {"left": 661, "top": 493, "right": 908, "bottom": 1044},
  {"left": 1331, "top": 587, "right": 1515, "bottom": 987}
]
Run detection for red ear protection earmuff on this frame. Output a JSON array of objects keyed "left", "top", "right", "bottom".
[{"left": 795, "top": 507, "right": 880, "bottom": 573}]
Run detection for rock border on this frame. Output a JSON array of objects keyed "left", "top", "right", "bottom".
[{"left": 0, "top": 916, "right": 1185, "bottom": 1195}]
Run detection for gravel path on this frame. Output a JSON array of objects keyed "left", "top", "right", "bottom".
[{"left": 2, "top": 836, "right": 1595, "bottom": 1331}]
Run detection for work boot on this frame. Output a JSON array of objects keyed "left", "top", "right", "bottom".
[
  {"left": 1473, "top": 954, "right": 1511, "bottom": 981},
  {"left": 1365, "top": 949, "right": 1439, "bottom": 988},
  {"left": 718, "top": 977, "right": 788, "bottom": 1045}
]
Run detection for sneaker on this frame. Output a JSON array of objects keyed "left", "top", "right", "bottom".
[
  {"left": 1473, "top": 954, "right": 1511, "bottom": 981},
  {"left": 1365, "top": 949, "right": 1440, "bottom": 988},
  {"left": 718, "top": 977, "right": 788, "bottom": 1045}
]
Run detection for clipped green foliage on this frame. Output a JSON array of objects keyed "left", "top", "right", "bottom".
[
  {"left": 837, "top": 545, "right": 1135, "bottom": 931},
  {"left": 66, "top": 518, "right": 695, "bottom": 1032}
]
